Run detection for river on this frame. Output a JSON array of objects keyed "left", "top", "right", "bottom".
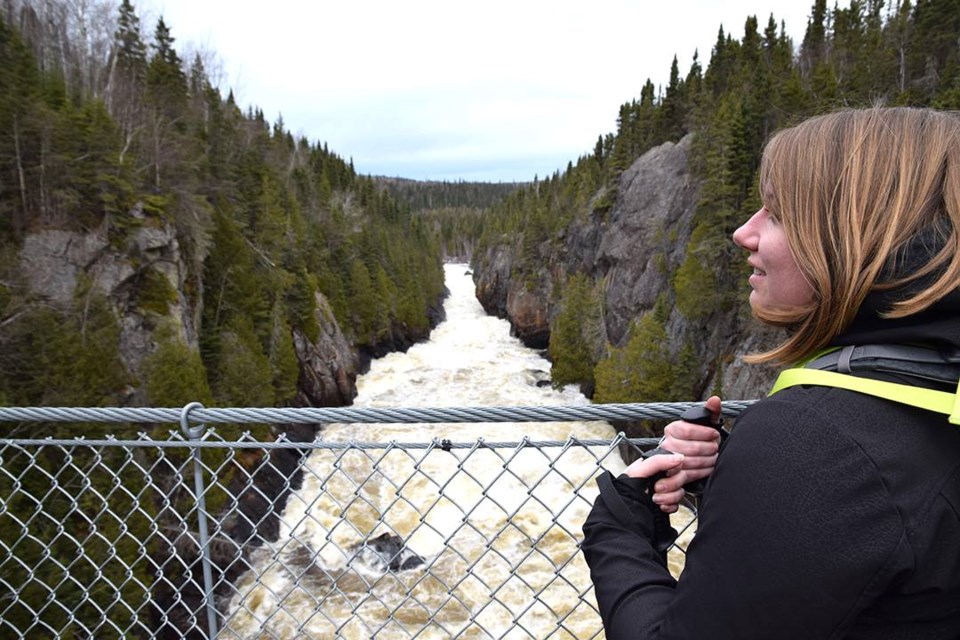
[{"left": 220, "top": 263, "right": 687, "bottom": 639}]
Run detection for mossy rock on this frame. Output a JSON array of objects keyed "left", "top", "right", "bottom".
[{"left": 135, "top": 267, "right": 178, "bottom": 316}]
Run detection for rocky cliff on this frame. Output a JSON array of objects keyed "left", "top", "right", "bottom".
[
  {"left": 473, "top": 135, "right": 782, "bottom": 404},
  {"left": 11, "top": 207, "right": 449, "bottom": 636},
  {"left": 16, "top": 215, "right": 359, "bottom": 410}
]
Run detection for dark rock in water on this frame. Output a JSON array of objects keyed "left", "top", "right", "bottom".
[
  {"left": 526, "top": 368, "right": 553, "bottom": 388},
  {"left": 350, "top": 532, "right": 424, "bottom": 573}
]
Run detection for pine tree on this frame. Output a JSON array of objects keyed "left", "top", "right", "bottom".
[
  {"left": 801, "top": 0, "right": 829, "bottom": 76},
  {"left": 347, "top": 258, "right": 384, "bottom": 345},
  {"left": 705, "top": 26, "right": 736, "bottom": 96},
  {"left": 214, "top": 316, "right": 275, "bottom": 407},
  {"left": 594, "top": 314, "right": 674, "bottom": 404},
  {"left": 107, "top": 0, "right": 147, "bottom": 144},
  {"left": 910, "top": 0, "right": 960, "bottom": 99},
  {"left": 268, "top": 300, "right": 300, "bottom": 404},
  {"left": 0, "top": 15, "right": 41, "bottom": 238},
  {"left": 888, "top": 0, "right": 915, "bottom": 96},
  {"left": 147, "top": 17, "right": 186, "bottom": 103},
  {"left": 674, "top": 223, "right": 723, "bottom": 318},
  {"left": 683, "top": 50, "right": 704, "bottom": 121},
  {"left": 115, "top": 0, "right": 147, "bottom": 72},
  {"left": 659, "top": 56, "right": 687, "bottom": 141},
  {"left": 144, "top": 323, "right": 213, "bottom": 406},
  {"left": 144, "top": 16, "right": 188, "bottom": 189},
  {"left": 549, "top": 274, "right": 602, "bottom": 394}
]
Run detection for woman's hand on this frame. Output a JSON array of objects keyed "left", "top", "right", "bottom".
[{"left": 624, "top": 395, "right": 723, "bottom": 513}]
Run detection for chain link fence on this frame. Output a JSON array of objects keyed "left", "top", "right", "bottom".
[{"left": 0, "top": 405, "right": 724, "bottom": 639}]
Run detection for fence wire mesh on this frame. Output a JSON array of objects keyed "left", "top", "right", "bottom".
[{"left": 0, "top": 421, "right": 700, "bottom": 639}]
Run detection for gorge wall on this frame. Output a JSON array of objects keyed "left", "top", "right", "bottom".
[
  {"left": 473, "top": 134, "right": 783, "bottom": 406},
  {"left": 11, "top": 210, "right": 444, "bottom": 637},
  {"left": 16, "top": 218, "right": 361, "bottom": 410}
]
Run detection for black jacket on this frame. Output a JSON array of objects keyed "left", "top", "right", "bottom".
[{"left": 582, "top": 255, "right": 960, "bottom": 638}]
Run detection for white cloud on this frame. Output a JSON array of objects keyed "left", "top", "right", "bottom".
[{"left": 149, "top": 0, "right": 813, "bottom": 181}]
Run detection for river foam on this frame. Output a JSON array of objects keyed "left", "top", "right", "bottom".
[{"left": 220, "top": 264, "right": 684, "bottom": 639}]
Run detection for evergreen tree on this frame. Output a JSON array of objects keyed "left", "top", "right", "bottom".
[
  {"left": 108, "top": 0, "right": 147, "bottom": 144},
  {"left": 801, "top": 0, "right": 830, "bottom": 75},
  {"left": 683, "top": 50, "right": 704, "bottom": 122},
  {"left": 268, "top": 300, "right": 300, "bottom": 404},
  {"left": 214, "top": 316, "right": 275, "bottom": 407},
  {"left": 347, "top": 258, "right": 385, "bottom": 345},
  {"left": 594, "top": 313, "right": 674, "bottom": 404},
  {"left": 674, "top": 223, "right": 723, "bottom": 318},
  {"left": 115, "top": 0, "right": 147, "bottom": 73},
  {"left": 143, "top": 16, "right": 188, "bottom": 189},
  {"left": 705, "top": 26, "right": 736, "bottom": 96},
  {"left": 144, "top": 323, "right": 214, "bottom": 406},
  {"left": 832, "top": 0, "right": 867, "bottom": 94},
  {"left": 549, "top": 274, "right": 602, "bottom": 394},
  {"left": 910, "top": 0, "right": 960, "bottom": 100},
  {"left": 659, "top": 56, "right": 687, "bottom": 141},
  {"left": 0, "top": 15, "right": 41, "bottom": 238}
]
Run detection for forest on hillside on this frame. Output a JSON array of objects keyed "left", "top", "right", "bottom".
[
  {"left": 0, "top": 0, "right": 446, "bottom": 412},
  {"left": 375, "top": 176, "right": 524, "bottom": 261},
  {"left": 0, "top": 3, "right": 448, "bottom": 634},
  {"left": 375, "top": 177, "right": 523, "bottom": 210},
  {"left": 472, "top": 0, "right": 960, "bottom": 404}
]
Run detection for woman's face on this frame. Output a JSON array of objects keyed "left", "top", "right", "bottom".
[{"left": 732, "top": 205, "right": 815, "bottom": 313}]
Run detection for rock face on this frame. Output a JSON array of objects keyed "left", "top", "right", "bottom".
[
  {"left": 293, "top": 294, "right": 359, "bottom": 407},
  {"left": 474, "top": 244, "right": 512, "bottom": 319},
  {"left": 594, "top": 136, "right": 701, "bottom": 346},
  {"left": 505, "top": 286, "right": 551, "bottom": 349},
  {"left": 19, "top": 222, "right": 197, "bottom": 403},
  {"left": 13, "top": 207, "right": 435, "bottom": 638},
  {"left": 16, "top": 215, "right": 361, "bottom": 409},
  {"left": 473, "top": 135, "right": 782, "bottom": 401},
  {"left": 473, "top": 238, "right": 556, "bottom": 351}
]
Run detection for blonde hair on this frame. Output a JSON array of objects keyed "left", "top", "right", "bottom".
[{"left": 749, "top": 107, "right": 960, "bottom": 365}]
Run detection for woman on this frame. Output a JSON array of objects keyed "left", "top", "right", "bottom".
[{"left": 581, "top": 107, "right": 960, "bottom": 639}]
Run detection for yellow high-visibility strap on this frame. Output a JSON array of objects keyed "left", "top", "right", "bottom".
[{"left": 770, "top": 368, "right": 960, "bottom": 426}]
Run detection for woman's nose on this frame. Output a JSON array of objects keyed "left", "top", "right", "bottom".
[{"left": 732, "top": 209, "right": 763, "bottom": 250}]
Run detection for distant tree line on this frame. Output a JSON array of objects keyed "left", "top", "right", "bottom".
[
  {"left": 375, "top": 177, "right": 523, "bottom": 210},
  {"left": 375, "top": 178, "right": 525, "bottom": 261},
  {"left": 474, "top": 0, "right": 960, "bottom": 404}
]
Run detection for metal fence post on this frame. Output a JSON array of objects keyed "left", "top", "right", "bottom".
[{"left": 180, "top": 402, "right": 219, "bottom": 639}]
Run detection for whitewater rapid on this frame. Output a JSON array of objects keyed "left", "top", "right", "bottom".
[{"left": 219, "top": 264, "right": 671, "bottom": 639}]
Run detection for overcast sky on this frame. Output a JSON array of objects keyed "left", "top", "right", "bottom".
[{"left": 144, "top": 0, "right": 814, "bottom": 182}]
